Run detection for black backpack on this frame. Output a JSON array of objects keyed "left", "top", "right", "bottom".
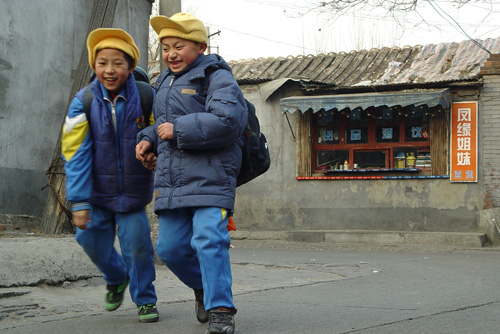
[
  {"left": 83, "top": 67, "right": 154, "bottom": 126},
  {"left": 236, "top": 99, "right": 271, "bottom": 186},
  {"left": 153, "top": 67, "right": 271, "bottom": 187}
]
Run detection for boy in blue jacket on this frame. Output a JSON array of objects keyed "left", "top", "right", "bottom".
[
  {"left": 62, "top": 28, "right": 159, "bottom": 323},
  {"left": 136, "top": 13, "right": 247, "bottom": 334}
]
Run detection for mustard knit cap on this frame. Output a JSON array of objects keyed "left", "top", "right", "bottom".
[
  {"left": 87, "top": 28, "right": 140, "bottom": 70},
  {"left": 150, "top": 13, "right": 207, "bottom": 43}
]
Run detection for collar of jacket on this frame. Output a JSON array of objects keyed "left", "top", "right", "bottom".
[{"left": 89, "top": 76, "right": 132, "bottom": 103}]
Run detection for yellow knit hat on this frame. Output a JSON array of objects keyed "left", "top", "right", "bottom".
[
  {"left": 150, "top": 13, "right": 207, "bottom": 43},
  {"left": 87, "top": 28, "right": 140, "bottom": 70}
]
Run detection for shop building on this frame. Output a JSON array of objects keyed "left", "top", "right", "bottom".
[{"left": 228, "top": 38, "right": 500, "bottom": 246}]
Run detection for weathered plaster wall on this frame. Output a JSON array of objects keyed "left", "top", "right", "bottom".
[
  {"left": 0, "top": 0, "right": 152, "bottom": 217},
  {"left": 234, "top": 84, "right": 483, "bottom": 233},
  {"left": 481, "top": 76, "right": 500, "bottom": 208}
]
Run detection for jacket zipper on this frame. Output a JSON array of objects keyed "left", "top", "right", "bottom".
[
  {"left": 104, "top": 96, "right": 124, "bottom": 209},
  {"left": 166, "top": 74, "right": 176, "bottom": 208}
]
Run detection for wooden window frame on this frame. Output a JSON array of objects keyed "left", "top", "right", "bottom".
[{"left": 296, "top": 106, "right": 449, "bottom": 178}]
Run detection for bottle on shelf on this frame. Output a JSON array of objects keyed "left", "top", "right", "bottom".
[{"left": 406, "top": 152, "right": 416, "bottom": 168}]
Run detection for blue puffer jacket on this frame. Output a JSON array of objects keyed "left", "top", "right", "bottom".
[
  {"left": 62, "top": 75, "right": 155, "bottom": 212},
  {"left": 138, "top": 54, "right": 247, "bottom": 212}
]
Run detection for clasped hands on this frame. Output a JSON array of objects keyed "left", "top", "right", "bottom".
[{"left": 135, "top": 122, "right": 173, "bottom": 170}]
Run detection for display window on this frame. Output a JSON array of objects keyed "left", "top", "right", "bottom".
[{"left": 312, "top": 105, "right": 446, "bottom": 176}]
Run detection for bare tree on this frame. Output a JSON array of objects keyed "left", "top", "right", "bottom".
[
  {"left": 302, "top": 0, "right": 496, "bottom": 35},
  {"left": 300, "top": 0, "right": 497, "bottom": 52},
  {"left": 147, "top": 2, "right": 160, "bottom": 76},
  {"left": 308, "top": 0, "right": 493, "bottom": 17}
]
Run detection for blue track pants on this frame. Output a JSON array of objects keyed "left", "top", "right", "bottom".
[
  {"left": 156, "top": 207, "right": 234, "bottom": 311},
  {"left": 75, "top": 205, "right": 157, "bottom": 306}
]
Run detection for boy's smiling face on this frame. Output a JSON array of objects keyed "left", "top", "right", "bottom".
[
  {"left": 161, "top": 37, "right": 207, "bottom": 73},
  {"left": 94, "top": 48, "right": 133, "bottom": 95}
]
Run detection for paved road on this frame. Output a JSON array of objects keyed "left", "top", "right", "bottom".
[{"left": 1, "top": 238, "right": 499, "bottom": 334}]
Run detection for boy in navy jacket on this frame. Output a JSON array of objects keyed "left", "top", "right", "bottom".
[
  {"left": 136, "top": 13, "right": 247, "bottom": 334},
  {"left": 62, "top": 28, "right": 158, "bottom": 323}
]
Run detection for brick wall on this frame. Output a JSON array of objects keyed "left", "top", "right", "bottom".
[{"left": 480, "top": 54, "right": 500, "bottom": 208}]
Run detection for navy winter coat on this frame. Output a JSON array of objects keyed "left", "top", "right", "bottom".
[{"left": 138, "top": 54, "right": 247, "bottom": 212}]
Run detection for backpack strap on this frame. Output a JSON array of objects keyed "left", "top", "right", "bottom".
[
  {"left": 201, "top": 64, "right": 220, "bottom": 97},
  {"left": 82, "top": 83, "right": 94, "bottom": 124},
  {"left": 82, "top": 81, "right": 153, "bottom": 126},
  {"left": 152, "top": 70, "right": 170, "bottom": 92},
  {"left": 135, "top": 81, "right": 154, "bottom": 126}
]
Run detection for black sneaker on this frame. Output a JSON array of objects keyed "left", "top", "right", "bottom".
[
  {"left": 206, "top": 307, "right": 237, "bottom": 334},
  {"left": 194, "top": 289, "right": 209, "bottom": 323},
  {"left": 104, "top": 277, "right": 129, "bottom": 311},
  {"left": 137, "top": 303, "right": 159, "bottom": 323}
]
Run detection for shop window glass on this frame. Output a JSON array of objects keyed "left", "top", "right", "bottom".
[
  {"left": 316, "top": 150, "right": 349, "bottom": 171},
  {"left": 405, "top": 124, "right": 430, "bottom": 142},
  {"left": 317, "top": 128, "right": 340, "bottom": 145},
  {"left": 345, "top": 127, "right": 369, "bottom": 144},
  {"left": 376, "top": 125, "right": 399, "bottom": 143},
  {"left": 354, "top": 150, "right": 387, "bottom": 168},
  {"left": 311, "top": 105, "right": 441, "bottom": 175}
]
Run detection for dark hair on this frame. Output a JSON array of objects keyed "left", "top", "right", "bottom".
[
  {"left": 123, "top": 52, "right": 134, "bottom": 69},
  {"left": 96, "top": 48, "right": 135, "bottom": 69}
]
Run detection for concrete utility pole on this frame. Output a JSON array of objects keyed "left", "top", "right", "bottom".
[{"left": 158, "top": 0, "right": 181, "bottom": 72}]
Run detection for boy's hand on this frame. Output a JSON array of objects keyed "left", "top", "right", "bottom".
[
  {"left": 136, "top": 141, "right": 157, "bottom": 169},
  {"left": 136, "top": 140, "right": 152, "bottom": 161},
  {"left": 73, "top": 210, "right": 90, "bottom": 230},
  {"left": 158, "top": 122, "right": 174, "bottom": 140},
  {"left": 142, "top": 152, "right": 157, "bottom": 170}
]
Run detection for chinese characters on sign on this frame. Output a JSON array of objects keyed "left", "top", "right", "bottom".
[
  {"left": 323, "top": 130, "right": 334, "bottom": 142},
  {"left": 411, "top": 126, "right": 422, "bottom": 138},
  {"left": 450, "top": 102, "right": 477, "bottom": 182},
  {"left": 382, "top": 128, "right": 393, "bottom": 140},
  {"left": 351, "top": 129, "right": 361, "bottom": 141}
]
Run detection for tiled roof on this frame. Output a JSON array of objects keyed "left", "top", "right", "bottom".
[{"left": 228, "top": 37, "right": 500, "bottom": 88}]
